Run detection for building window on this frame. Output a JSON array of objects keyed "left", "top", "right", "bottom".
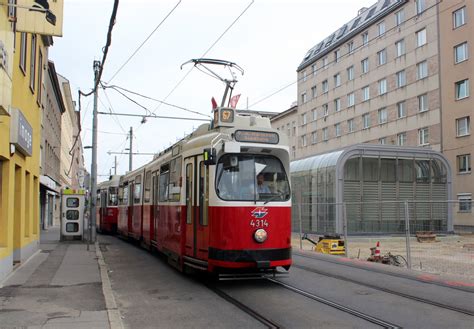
[
  {"left": 347, "top": 119, "right": 355, "bottom": 133},
  {"left": 311, "top": 86, "right": 317, "bottom": 98},
  {"left": 395, "top": 39, "right": 405, "bottom": 57},
  {"left": 397, "top": 101, "right": 406, "bottom": 118},
  {"left": 286, "top": 123, "right": 290, "bottom": 136},
  {"left": 312, "top": 109, "right": 317, "bottom": 121},
  {"left": 361, "top": 58, "right": 369, "bottom": 74},
  {"left": 334, "top": 49, "right": 341, "bottom": 62},
  {"left": 362, "top": 86, "right": 370, "bottom": 101},
  {"left": 334, "top": 98, "right": 341, "bottom": 112},
  {"left": 453, "top": 7, "right": 466, "bottom": 29},
  {"left": 292, "top": 121, "right": 296, "bottom": 136},
  {"left": 334, "top": 73, "right": 341, "bottom": 87},
  {"left": 457, "top": 154, "right": 471, "bottom": 173},
  {"left": 378, "top": 108, "right": 387, "bottom": 124},
  {"left": 378, "top": 79, "right": 387, "bottom": 95},
  {"left": 335, "top": 123, "right": 341, "bottom": 137},
  {"left": 395, "top": 9, "right": 405, "bottom": 26},
  {"left": 322, "top": 80, "right": 328, "bottom": 93},
  {"left": 302, "top": 135, "right": 307, "bottom": 147},
  {"left": 396, "top": 70, "right": 406, "bottom": 88},
  {"left": 303, "top": 70, "right": 307, "bottom": 82},
  {"left": 347, "top": 41, "right": 354, "bottom": 54},
  {"left": 347, "top": 92, "right": 355, "bottom": 107},
  {"left": 379, "top": 137, "right": 386, "bottom": 145},
  {"left": 347, "top": 65, "right": 354, "bottom": 80},
  {"left": 416, "top": 29, "right": 427, "bottom": 47},
  {"left": 20, "top": 32, "right": 27, "bottom": 73},
  {"left": 378, "top": 21, "right": 385, "bottom": 36},
  {"left": 418, "top": 127, "right": 429, "bottom": 145},
  {"left": 312, "top": 64, "right": 317, "bottom": 76},
  {"left": 311, "top": 131, "right": 317, "bottom": 144},
  {"left": 418, "top": 93, "right": 428, "bottom": 112},
  {"left": 30, "top": 34, "right": 37, "bottom": 92},
  {"left": 362, "top": 113, "right": 370, "bottom": 129},
  {"left": 454, "top": 42, "right": 468, "bottom": 64},
  {"left": 291, "top": 146, "right": 296, "bottom": 158},
  {"left": 455, "top": 79, "right": 469, "bottom": 100},
  {"left": 37, "top": 50, "right": 43, "bottom": 104},
  {"left": 322, "top": 56, "right": 328, "bottom": 68},
  {"left": 301, "top": 113, "right": 307, "bottom": 125},
  {"left": 322, "top": 103, "right": 328, "bottom": 117},
  {"left": 456, "top": 116, "right": 470, "bottom": 136},
  {"left": 417, "top": 61, "right": 428, "bottom": 80},
  {"left": 377, "top": 49, "right": 387, "bottom": 65},
  {"left": 458, "top": 194, "right": 472, "bottom": 213},
  {"left": 362, "top": 32, "right": 369, "bottom": 46},
  {"left": 322, "top": 127, "right": 328, "bottom": 141},
  {"left": 416, "top": 0, "right": 425, "bottom": 15},
  {"left": 397, "top": 132, "right": 407, "bottom": 146},
  {"left": 301, "top": 92, "right": 307, "bottom": 104}
]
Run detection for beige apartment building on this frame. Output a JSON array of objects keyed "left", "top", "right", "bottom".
[{"left": 271, "top": 0, "right": 472, "bottom": 230}]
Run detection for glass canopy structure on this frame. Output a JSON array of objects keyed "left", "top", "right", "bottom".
[{"left": 290, "top": 144, "right": 452, "bottom": 234}]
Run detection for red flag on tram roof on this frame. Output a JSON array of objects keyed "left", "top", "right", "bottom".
[
  {"left": 211, "top": 97, "right": 218, "bottom": 110},
  {"left": 229, "top": 94, "right": 241, "bottom": 108}
]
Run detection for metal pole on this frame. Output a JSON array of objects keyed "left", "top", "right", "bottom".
[
  {"left": 404, "top": 200, "right": 412, "bottom": 269},
  {"left": 298, "top": 203, "right": 303, "bottom": 250},
  {"left": 114, "top": 156, "right": 117, "bottom": 175},
  {"left": 90, "top": 60, "right": 101, "bottom": 246},
  {"left": 129, "top": 127, "right": 133, "bottom": 171},
  {"left": 343, "top": 202, "right": 348, "bottom": 258}
]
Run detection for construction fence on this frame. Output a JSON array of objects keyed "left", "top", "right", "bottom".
[{"left": 292, "top": 200, "right": 474, "bottom": 278}]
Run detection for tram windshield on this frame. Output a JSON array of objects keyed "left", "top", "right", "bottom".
[
  {"left": 108, "top": 187, "right": 118, "bottom": 206},
  {"left": 216, "top": 154, "right": 290, "bottom": 202}
]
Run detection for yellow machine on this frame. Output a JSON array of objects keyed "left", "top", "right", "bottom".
[{"left": 303, "top": 234, "right": 346, "bottom": 255}]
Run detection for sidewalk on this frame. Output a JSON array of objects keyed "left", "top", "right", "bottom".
[{"left": 0, "top": 227, "right": 110, "bottom": 329}]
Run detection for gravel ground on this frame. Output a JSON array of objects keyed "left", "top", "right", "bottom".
[{"left": 292, "top": 234, "right": 474, "bottom": 282}]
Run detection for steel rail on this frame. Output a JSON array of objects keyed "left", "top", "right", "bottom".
[
  {"left": 292, "top": 263, "right": 474, "bottom": 316},
  {"left": 266, "top": 278, "right": 401, "bottom": 329}
]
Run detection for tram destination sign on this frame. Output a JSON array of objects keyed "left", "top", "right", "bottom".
[{"left": 234, "top": 130, "right": 279, "bottom": 144}]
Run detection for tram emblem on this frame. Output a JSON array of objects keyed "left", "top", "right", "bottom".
[{"left": 251, "top": 207, "right": 268, "bottom": 219}]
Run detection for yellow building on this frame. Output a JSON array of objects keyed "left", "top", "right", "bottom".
[{"left": 0, "top": 1, "right": 63, "bottom": 282}]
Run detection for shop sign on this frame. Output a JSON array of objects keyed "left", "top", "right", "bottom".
[{"left": 10, "top": 108, "right": 33, "bottom": 156}]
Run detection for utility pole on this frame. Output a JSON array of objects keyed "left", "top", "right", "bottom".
[
  {"left": 114, "top": 156, "right": 117, "bottom": 175},
  {"left": 129, "top": 126, "right": 133, "bottom": 171},
  {"left": 90, "top": 60, "right": 101, "bottom": 245}
]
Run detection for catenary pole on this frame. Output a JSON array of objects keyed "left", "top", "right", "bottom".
[
  {"left": 114, "top": 156, "right": 117, "bottom": 175},
  {"left": 129, "top": 127, "right": 133, "bottom": 171},
  {"left": 90, "top": 60, "right": 101, "bottom": 245}
]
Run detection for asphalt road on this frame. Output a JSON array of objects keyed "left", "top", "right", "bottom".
[{"left": 99, "top": 234, "right": 474, "bottom": 329}]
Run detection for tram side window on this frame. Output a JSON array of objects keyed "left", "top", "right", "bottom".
[
  {"left": 159, "top": 164, "right": 170, "bottom": 202},
  {"left": 169, "top": 157, "right": 182, "bottom": 202},
  {"left": 134, "top": 177, "right": 142, "bottom": 204},
  {"left": 144, "top": 171, "right": 151, "bottom": 203},
  {"left": 122, "top": 184, "right": 129, "bottom": 205}
]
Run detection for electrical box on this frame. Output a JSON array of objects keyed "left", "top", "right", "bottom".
[{"left": 60, "top": 188, "right": 86, "bottom": 240}]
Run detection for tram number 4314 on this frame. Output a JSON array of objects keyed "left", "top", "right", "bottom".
[{"left": 250, "top": 219, "right": 269, "bottom": 228}]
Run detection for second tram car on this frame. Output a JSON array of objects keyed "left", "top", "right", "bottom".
[
  {"left": 116, "top": 107, "right": 292, "bottom": 275},
  {"left": 96, "top": 175, "right": 120, "bottom": 234}
]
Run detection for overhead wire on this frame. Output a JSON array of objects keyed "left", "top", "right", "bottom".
[
  {"left": 107, "top": 0, "right": 182, "bottom": 83},
  {"left": 247, "top": 0, "right": 444, "bottom": 109}
]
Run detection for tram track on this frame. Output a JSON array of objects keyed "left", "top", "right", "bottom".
[
  {"left": 205, "top": 283, "right": 282, "bottom": 329},
  {"left": 293, "top": 251, "right": 474, "bottom": 293},
  {"left": 292, "top": 263, "right": 474, "bottom": 316},
  {"left": 266, "top": 277, "right": 401, "bottom": 329}
]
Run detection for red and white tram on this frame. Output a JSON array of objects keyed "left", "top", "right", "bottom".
[
  {"left": 117, "top": 107, "right": 292, "bottom": 274},
  {"left": 96, "top": 175, "right": 120, "bottom": 234}
]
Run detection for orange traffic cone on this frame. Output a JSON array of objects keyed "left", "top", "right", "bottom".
[{"left": 374, "top": 241, "right": 381, "bottom": 259}]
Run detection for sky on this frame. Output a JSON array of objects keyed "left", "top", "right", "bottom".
[{"left": 49, "top": 0, "right": 374, "bottom": 181}]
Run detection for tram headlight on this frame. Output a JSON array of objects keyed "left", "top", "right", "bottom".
[{"left": 254, "top": 229, "right": 267, "bottom": 243}]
